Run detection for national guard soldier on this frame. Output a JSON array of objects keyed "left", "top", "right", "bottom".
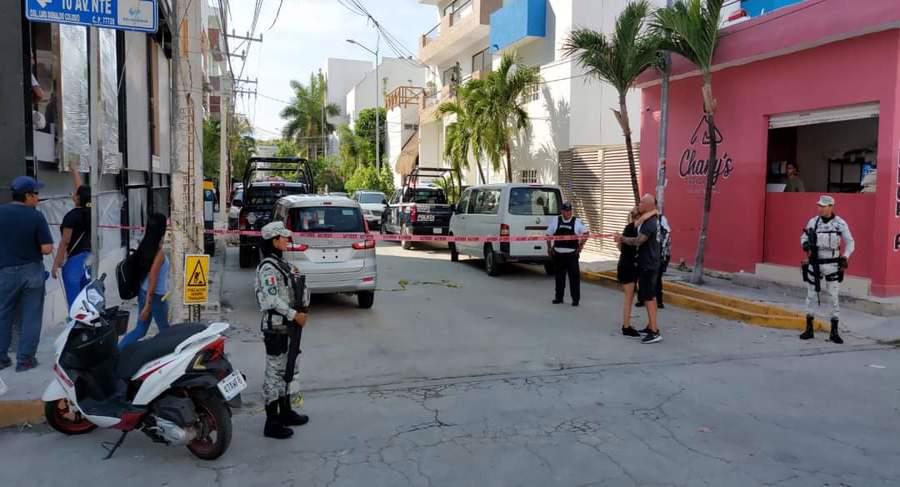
[
  {"left": 256, "top": 221, "right": 310, "bottom": 439},
  {"left": 800, "top": 195, "right": 854, "bottom": 344}
]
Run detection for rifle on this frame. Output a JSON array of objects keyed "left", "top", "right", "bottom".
[
  {"left": 283, "top": 275, "right": 308, "bottom": 398},
  {"left": 802, "top": 226, "right": 821, "bottom": 305}
]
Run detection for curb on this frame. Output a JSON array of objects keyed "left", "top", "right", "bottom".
[
  {"left": 0, "top": 400, "right": 44, "bottom": 429},
  {"left": 582, "top": 271, "right": 828, "bottom": 332}
]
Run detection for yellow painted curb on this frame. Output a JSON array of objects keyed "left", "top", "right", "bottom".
[
  {"left": 0, "top": 400, "right": 44, "bottom": 429},
  {"left": 583, "top": 271, "right": 828, "bottom": 332}
]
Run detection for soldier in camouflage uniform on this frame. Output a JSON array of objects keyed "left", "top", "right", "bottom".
[{"left": 255, "top": 221, "right": 309, "bottom": 439}]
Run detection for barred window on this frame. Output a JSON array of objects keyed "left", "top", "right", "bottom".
[
  {"left": 522, "top": 83, "right": 539, "bottom": 103},
  {"left": 519, "top": 169, "right": 538, "bottom": 184}
]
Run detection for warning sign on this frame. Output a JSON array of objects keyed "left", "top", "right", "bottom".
[{"left": 183, "top": 254, "right": 210, "bottom": 305}]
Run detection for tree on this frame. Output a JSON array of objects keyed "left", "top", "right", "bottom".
[
  {"left": 354, "top": 107, "right": 387, "bottom": 165},
  {"left": 280, "top": 71, "right": 340, "bottom": 158},
  {"left": 564, "top": 0, "right": 661, "bottom": 205},
  {"left": 344, "top": 164, "right": 394, "bottom": 195},
  {"left": 229, "top": 115, "right": 256, "bottom": 183},
  {"left": 652, "top": 0, "right": 725, "bottom": 284},
  {"left": 477, "top": 53, "right": 540, "bottom": 182},
  {"left": 337, "top": 124, "right": 367, "bottom": 177},
  {"left": 202, "top": 119, "right": 221, "bottom": 180},
  {"left": 439, "top": 81, "right": 487, "bottom": 186}
]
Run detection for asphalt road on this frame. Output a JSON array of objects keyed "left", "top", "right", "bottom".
[{"left": 2, "top": 243, "right": 898, "bottom": 486}]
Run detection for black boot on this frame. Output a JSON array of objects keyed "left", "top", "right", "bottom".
[
  {"left": 799, "top": 315, "right": 815, "bottom": 340},
  {"left": 279, "top": 396, "right": 309, "bottom": 427},
  {"left": 829, "top": 318, "right": 843, "bottom": 344},
  {"left": 264, "top": 401, "right": 293, "bottom": 439}
]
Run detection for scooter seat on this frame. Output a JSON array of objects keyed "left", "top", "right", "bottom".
[{"left": 117, "top": 324, "right": 209, "bottom": 380}]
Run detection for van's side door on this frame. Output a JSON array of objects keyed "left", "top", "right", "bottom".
[{"left": 452, "top": 189, "right": 473, "bottom": 255}]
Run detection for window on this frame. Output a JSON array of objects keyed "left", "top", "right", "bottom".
[
  {"left": 472, "top": 48, "right": 491, "bottom": 74},
  {"left": 522, "top": 83, "right": 539, "bottom": 103},
  {"left": 442, "top": 65, "right": 460, "bottom": 87},
  {"left": 290, "top": 207, "right": 364, "bottom": 233},
  {"left": 508, "top": 187, "right": 561, "bottom": 216},
  {"left": 403, "top": 123, "right": 419, "bottom": 131},
  {"left": 457, "top": 189, "right": 473, "bottom": 214},
  {"left": 473, "top": 189, "right": 501, "bottom": 215},
  {"left": 404, "top": 188, "right": 447, "bottom": 204},
  {"left": 245, "top": 186, "right": 308, "bottom": 206},
  {"left": 358, "top": 192, "right": 387, "bottom": 204},
  {"left": 519, "top": 169, "right": 538, "bottom": 184}
]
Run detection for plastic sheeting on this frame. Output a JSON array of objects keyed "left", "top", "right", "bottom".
[
  {"left": 60, "top": 25, "right": 90, "bottom": 172},
  {"left": 100, "top": 29, "right": 122, "bottom": 174},
  {"left": 39, "top": 192, "right": 124, "bottom": 264}
]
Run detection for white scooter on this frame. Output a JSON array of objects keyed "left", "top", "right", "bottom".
[{"left": 42, "top": 275, "right": 247, "bottom": 460}]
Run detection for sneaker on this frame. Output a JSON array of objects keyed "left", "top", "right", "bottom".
[
  {"left": 641, "top": 332, "right": 662, "bottom": 344},
  {"left": 15, "top": 357, "right": 39, "bottom": 372},
  {"left": 658, "top": 303, "right": 665, "bottom": 309},
  {"left": 0, "top": 357, "right": 11, "bottom": 371},
  {"left": 621, "top": 326, "right": 641, "bottom": 337},
  {"left": 635, "top": 301, "right": 645, "bottom": 308},
  {"left": 638, "top": 327, "right": 652, "bottom": 335}
]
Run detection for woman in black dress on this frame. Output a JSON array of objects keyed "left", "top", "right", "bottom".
[{"left": 618, "top": 207, "right": 641, "bottom": 337}]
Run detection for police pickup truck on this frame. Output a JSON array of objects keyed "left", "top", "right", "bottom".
[{"left": 380, "top": 168, "right": 453, "bottom": 250}]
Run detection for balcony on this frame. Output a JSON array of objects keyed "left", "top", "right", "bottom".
[
  {"left": 419, "top": 0, "right": 502, "bottom": 66},
  {"left": 490, "top": 0, "right": 547, "bottom": 53}
]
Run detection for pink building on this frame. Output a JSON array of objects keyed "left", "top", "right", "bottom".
[{"left": 638, "top": 0, "right": 900, "bottom": 297}]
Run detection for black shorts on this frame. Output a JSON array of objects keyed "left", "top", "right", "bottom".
[
  {"left": 617, "top": 263, "right": 638, "bottom": 284},
  {"left": 638, "top": 269, "right": 658, "bottom": 303}
]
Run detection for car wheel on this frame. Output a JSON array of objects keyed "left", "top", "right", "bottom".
[
  {"left": 401, "top": 225, "right": 413, "bottom": 250},
  {"left": 357, "top": 291, "right": 375, "bottom": 309},
  {"left": 484, "top": 246, "right": 501, "bottom": 277},
  {"left": 239, "top": 246, "right": 253, "bottom": 268},
  {"left": 449, "top": 240, "right": 459, "bottom": 262}
]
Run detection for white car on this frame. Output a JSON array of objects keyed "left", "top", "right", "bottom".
[
  {"left": 351, "top": 191, "right": 388, "bottom": 230},
  {"left": 272, "top": 195, "right": 377, "bottom": 309},
  {"left": 449, "top": 184, "right": 564, "bottom": 276},
  {"left": 227, "top": 189, "right": 243, "bottom": 230}
]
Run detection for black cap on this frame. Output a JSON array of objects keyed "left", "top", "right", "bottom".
[{"left": 561, "top": 203, "right": 572, "bottom": 211}]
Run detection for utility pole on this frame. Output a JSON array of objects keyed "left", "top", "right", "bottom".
[
  {"left": 88, "top": 27, "right": 101, "bottom": 279},
  {"left": 218, "top": 89, "right": 229, "bottom": 230},
  {"left": 375, "top": 31, "right": 380, "bottom": 171},
  {"left": 656, "top": 0, "right": 673, "bottom": 216}
]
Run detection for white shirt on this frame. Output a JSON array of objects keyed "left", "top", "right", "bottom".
[{"left": 545, "top": 216, "right": 588, "bottom": 254}]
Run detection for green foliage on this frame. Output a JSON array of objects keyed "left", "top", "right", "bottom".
[
  {"left": 280, "top": 71, "right": 340, "bottom": 158},
  {"left": 203, "top": 119, "right": 221, "bottom": 180},
  {"left": 354, "top": 107, "right": 387, "bottom": 164},
  {"left": 432, "top": 176, "right": 459, "bottom": 204},
  {"left": 344, "top": 164, "right": 395, "bottom": 195},
  {"left": 203, "top": 115, "right": 256, "bottom": 183},
  {"left": 309, "top": 156, "right": 346, "bottom": 193}
]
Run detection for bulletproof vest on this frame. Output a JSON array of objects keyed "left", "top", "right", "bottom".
[
  {"left": 811, "top": 217, "right": 843, "bottom": 260},
  {"left": 554, "top": 216, "right": 577, "bottom": 249},
  {"left": 261, "top": 257, "right": 310, "bottom": 332}
]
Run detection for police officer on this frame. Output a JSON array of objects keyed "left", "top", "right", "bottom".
[
  {"left": 255, "top": 221, "right": 310, "bottom": 439},
  {"left": 546, "top": 203, "right": 587, "bottom": 306},
  {"left": 800, "top": 195, "right": 854, "bottom": 344}
]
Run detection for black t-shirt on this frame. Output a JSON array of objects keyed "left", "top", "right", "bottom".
[
  {"left": 618, "top": 223, "right": 638, "bottom": 267},
  {"left": 637, "top": 215, "right": 660, "bottom": 271},
  {"left": 62, "top": 207, "right": 91, "bottom": 255}
]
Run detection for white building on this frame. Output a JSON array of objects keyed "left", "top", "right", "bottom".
[
  {"left": 325, "top": 58, "right": 374, "bottom": 127},
  {"left": 345, "top": 57, "right": 427, "bottom": 127}
]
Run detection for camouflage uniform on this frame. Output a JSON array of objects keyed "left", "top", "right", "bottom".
[{"left": 255, "top": 256, "right": 308, "bottom": 403}]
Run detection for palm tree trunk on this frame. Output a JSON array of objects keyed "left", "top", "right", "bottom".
[
  {"left": 455, "top": 166, "right": 463, "bottom": 201},
  {"left": 505, "top": 143, "right": 513, "bottom": 183},
  {"left": 617, "top": 92, "right": 640, "bottom": 206},
  {"left": 475, "top": 159, "right": 486, "bottom": 184},
  {"left": 691, "top": 79, "right": 718, "bottom": 285}
]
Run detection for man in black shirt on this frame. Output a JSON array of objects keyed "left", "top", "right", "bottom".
[{"left": 616, "top": 195, "right": 662, "bottom": 344}]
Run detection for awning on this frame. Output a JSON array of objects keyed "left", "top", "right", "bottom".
[
  {"left": 768, "top": 103, "right": 880, "bottom": 129},
  {"left": 396, "top": 131, "right": 419, "bottom": 177}
]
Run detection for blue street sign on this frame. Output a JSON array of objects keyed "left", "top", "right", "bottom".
[{"left": 25, "top": 0, "right": 158, "bottom": 33}]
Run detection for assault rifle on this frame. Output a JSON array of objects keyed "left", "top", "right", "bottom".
[{"left": 802, "top": 226, "right": 821, "bottom": 305}]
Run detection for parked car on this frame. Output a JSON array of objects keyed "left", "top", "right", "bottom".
[
  {"left": 351, "top": 190, "right": 388, "bottom": 230},
  {"left": 238, "top": 157, "right": 314, "bottom": 268},
  {"left": 449, "top": 184, "right": 563, "bottom": 276},
  {"left": 228, "top": 189, "right": 243, "bottom": 230},
  {"left": 203, "top": 180, "right": 218, "bottom": 256},
  {"left": 381, "top": 168, "right": 453, "bottom": 250},
  {"left": 327, "top": 192, "right": 349, "bottom": 198},
  {"left": 272, "top": 195, "right": 377, "bottom": 309}
]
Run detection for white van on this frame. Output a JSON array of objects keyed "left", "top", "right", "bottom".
[{"left": 449, "top": 184, "right": 563, "bottom": 276}]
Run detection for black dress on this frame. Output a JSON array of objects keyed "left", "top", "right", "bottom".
[{"left": 617, "top": 223, "right": 639, "bottom": 284}]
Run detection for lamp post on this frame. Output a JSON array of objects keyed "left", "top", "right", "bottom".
[{"left": 347, "top": 36, "right": 382, "bottom": 171}]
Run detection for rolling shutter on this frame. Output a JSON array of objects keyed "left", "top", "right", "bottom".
[{"left": 768, "top": 103, "right": 879, "bottom": 129}]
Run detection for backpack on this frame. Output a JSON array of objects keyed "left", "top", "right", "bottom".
[{"left": 115, "top": 250, "right": 142, "bottom": 300}]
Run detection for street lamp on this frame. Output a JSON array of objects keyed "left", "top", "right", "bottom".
[{"left": 347, "top": 36, "right": 381, "bottom": 171}]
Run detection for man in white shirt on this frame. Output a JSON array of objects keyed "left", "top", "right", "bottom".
[{"left": 546, "top": 203, "right": 588, "bottom": 306}]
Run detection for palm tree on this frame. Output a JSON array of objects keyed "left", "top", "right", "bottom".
[
  {"left": 280, "top": 71, "right": 340, "bottom": 158},
  {"left": 477, "top": 53, "right": 540, "bottom": 183},
  {"left": 438, "top": 81, "right": 487, "bottom": 186},
  {"left": 652, "top": 0, "right": 725, "bottom": 284},
  {"left": 563, "top": 0, "right": 660, "bottom": 205}
]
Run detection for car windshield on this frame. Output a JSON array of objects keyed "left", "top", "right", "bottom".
[
  {"left": 290, "top": 207, "right": 365, "bottom": 233},
  {"left": 358, "top": 193, "right": 386, "bottom": 204},
  {"left": 508, "top": 188, "right": 562, "bottom": 216},
  {"left": 246, "top": 185, "right": 307, "bottom": 206},
  {"left": 406, "top": 189, "right": 447, "bottom": 204}
]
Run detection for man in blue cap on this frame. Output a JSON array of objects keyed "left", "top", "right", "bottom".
[{"left": 0, "top": 176, "right": 54, "bottom": 371}]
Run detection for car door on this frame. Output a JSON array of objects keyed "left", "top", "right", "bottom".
[
  {"left": 473, "top": 189, "right": 501, "bottom": 254},
  {"left": 451, "top": 189, "right": 473, "bottom": 255}
]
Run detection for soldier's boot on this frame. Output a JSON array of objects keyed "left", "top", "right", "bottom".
[
  {"left": 279, "top": 396, "right": 309, "bottom": 427},
  {"left": 264, "top": 401, "right": 293, "bottom": 439},
  {"left": 799, "top": 315, "right": 815, "bottom": 340},
  {"left": 829, "top": 318, "right": 844, "bottom": 345}
]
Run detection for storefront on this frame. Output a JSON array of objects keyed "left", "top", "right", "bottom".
[{"left": 638, "top": 0, "right": 900, "bottom": 297}]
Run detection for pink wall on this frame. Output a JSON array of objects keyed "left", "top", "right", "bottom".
[
  {"left": 763, "top": 193, "right": 874, "bottom": 278},
  {"left": 639, "top": 30, "right": 900, "bottom": 296}
]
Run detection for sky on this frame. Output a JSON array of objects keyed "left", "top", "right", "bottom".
[{"left": 225, "top": 0, "right": 437, "bottom": 140}]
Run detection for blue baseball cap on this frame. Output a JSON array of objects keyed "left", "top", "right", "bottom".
[{"left": 10, "top": 176, "right": 45, "bottom": 194}]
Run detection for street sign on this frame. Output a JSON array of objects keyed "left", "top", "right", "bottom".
[
  {"left": 24, "top": 0, "right": 158, "bottom": 33},
  {"left": 183, "top": 254, "right": 210, "bottom": 305}
]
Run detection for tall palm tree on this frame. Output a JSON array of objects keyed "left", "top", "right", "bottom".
[
  {"left": 280, "top": 71, "right": 340, "bottom": 158},
  {"left": 477, "top": 53, "right": 540, "bottom": 183},
  {"left": 438, "top": 81, "right": 487, "bottom": 186},
  {"left": 652, "top": 0, "right": 725, "bottom": 284},
  {"left": 563, "top": 0, "right": 660, "bottom": 205}
]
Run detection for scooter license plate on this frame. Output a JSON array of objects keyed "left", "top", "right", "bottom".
[{"left": 217, "top": 371, "right": 247, "bottom": 401}]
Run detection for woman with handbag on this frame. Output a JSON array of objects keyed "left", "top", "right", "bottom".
[{"left": 51, "top": 161, "right": 92, "bottom": 307}]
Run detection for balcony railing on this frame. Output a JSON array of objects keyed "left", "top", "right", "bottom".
[
  {"left": 386, "top": 86, "right": 425, "bottom": 111},
  {"left": 445, "top": 0, "right": 474, "bottom": 26},
  {"left": 423, "top": 23, "right": 441, "bottom": 45}
]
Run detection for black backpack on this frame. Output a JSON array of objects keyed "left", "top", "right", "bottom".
[{"left": 116, "top": 250, "right": 141, "bottom": 300}]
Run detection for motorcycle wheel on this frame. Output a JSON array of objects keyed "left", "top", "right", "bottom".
[
  {"left": 44, "top": 399, "right": 97, "bottom": 435},
  {"left": 187, "top": 394, "right": 232, "bottom": 460}
]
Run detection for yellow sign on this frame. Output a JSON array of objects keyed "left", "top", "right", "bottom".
[{"left": 183, "top": 254, "right": 210, "bottom": 305}]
